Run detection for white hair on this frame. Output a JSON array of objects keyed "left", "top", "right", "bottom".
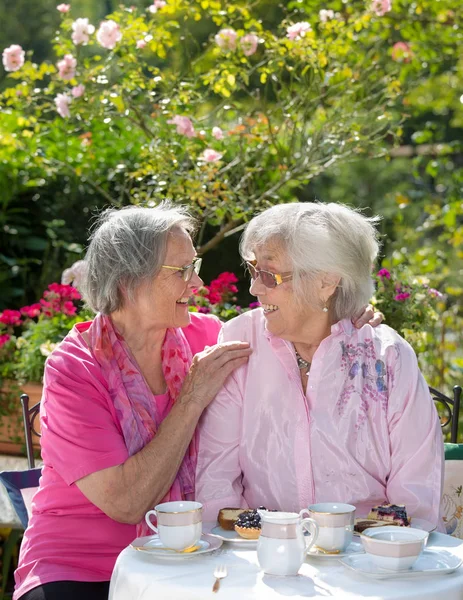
[
  {"left": 240, "top": 202, "right": 380, "bottom": 320},
  {"left": 82, "top": 203, "right": 196, "bottom": 314}
]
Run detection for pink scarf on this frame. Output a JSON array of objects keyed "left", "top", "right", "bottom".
[{"left": 87, "top": 313, "right": 196, "bottom": 536}]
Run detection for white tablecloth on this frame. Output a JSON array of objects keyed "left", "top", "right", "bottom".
[{"left": 109, "top": 527, "right": 463, "bottom": 600}]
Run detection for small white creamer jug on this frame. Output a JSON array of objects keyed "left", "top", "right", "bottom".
[{"left": 257, "top": 509, "right": 319, "bottom": 576}]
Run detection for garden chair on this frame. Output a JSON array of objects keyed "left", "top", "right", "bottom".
[
  {"left": 20, "top": 393, "right": 41, "bottom": 470},
  {"left": 430, "top": 385, "right": 462, "bottom": 444}
]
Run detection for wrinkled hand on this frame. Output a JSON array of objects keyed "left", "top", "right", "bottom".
[
  {"left": 179, "top": 341, "right": 252, "bottom": 411},
  {"left": 352, "top": 304, "right": 384, "bottom": 329}
]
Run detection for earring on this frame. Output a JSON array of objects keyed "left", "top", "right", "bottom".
[{"left": 322, "top": 301, "right": 329, "bottom": 313}]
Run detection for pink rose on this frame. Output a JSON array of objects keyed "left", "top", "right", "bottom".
[
  {"left": 71, "top": 18, "right": 95, "bottom": 45},
  {"left": 0, "top": 309, "right": 22, "bottom": 326},
  {"left": 2, "top": 44, "right": 25, "bottom": 72},
  {"left": 371, "top": 0, "right": 392, "bottom": 16},
  {"left": 200, "top": 149, "right": 223, "bottom": 163},
  {"left": 96, "top": 20, "right": 122, "bottom": 50},
  {"left": 212, "top": 126, "right": 224, "bottom": 140},
  {"left": 215, "top": 28, "right": 238, "bottom": 51},
  {"left": 286, "top": 22, "right": 312, "bottom": 41},
  {"left": 71, "top": 84, "right": 85, "bottom": 98},
  {"left": 167, "top": 115, "right": 195, "bottom": 138},
  {"left": 240, "top": 33, "right": 259, "bottom": 57},
  {"left": 57, "top": 4, "right": 70, "bottom": 12},
  {"left": 319, "top": 9, "right": 335, "bottom": 23},
  {"left": 391, "top": 41, "right": 413, "bottom": 63},
  {"left": 55, "top": 93, "right": 72, "bottom": 118},
  {"left": 148, "top": 0, "right": 166, "bottom": 13},
  {"left": 0, "top": 334, "right": 11, "bottom": 348},
  {"left": 136, "top": 39, "right": 146, "bottom": 49},
  {"left": 57, "top": 54, "right": 77, "bottom": 80}
]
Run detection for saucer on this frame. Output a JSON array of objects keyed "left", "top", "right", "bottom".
[
  {"left": 340, "top": 548, "right": 462, "bottom": 579},
  {"left": 209, "top": 525, "right": 258, "bottom": 544},
  {"left": 306, "top": 540, "right": 364, "bottom": 559},
  {"left": 130, "top": 533, "right": 222, "bottom": 558}
]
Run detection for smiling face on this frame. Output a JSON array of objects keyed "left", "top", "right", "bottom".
[{"left": 129, "top": 227, "right": 203, "bottom": 330}]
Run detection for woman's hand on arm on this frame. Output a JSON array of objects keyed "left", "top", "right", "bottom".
[{"left": 76, "top": 341, "right": 252, "bottom": 525}]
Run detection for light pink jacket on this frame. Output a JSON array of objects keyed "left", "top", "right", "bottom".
[{"left": 196, "top": 309, "right": 444, "bottom": 530}]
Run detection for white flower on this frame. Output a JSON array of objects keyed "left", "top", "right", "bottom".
[
  {"left": 96, "top": 20, "right": 122, "bottom": 50},
  {"left": 71, "top": 18, "right": 95, "bottom": 45},
  {"left": 40, "top": 341, "right": 59, "bottom": 357},
  {"left": 212, "top": 126, "right": 224, "bottom": 140},
  {"left": 286, "top": 22, "right": 312, "bottom": 41},
  {"left": 55, "top": 93, "right": 72, "bottom": 118},
  {"left": 319, "top": 9, "right": 335, "bottom": 23},
  {"left": 61, "top": 260, "right": 87, "bottom": 290}
]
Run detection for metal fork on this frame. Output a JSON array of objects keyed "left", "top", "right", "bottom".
[{"left": 212, "top": 564, "right": 227, "bottom": 593}]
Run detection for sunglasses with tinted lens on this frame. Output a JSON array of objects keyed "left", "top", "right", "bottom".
[
  {"left": 161, "top": 257, "right": 202, "bottom": 282},
  {"left": 245, "top": 261, "right": 292, "bottom": 289}
]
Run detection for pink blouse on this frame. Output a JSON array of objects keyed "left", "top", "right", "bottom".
[{"left": 196, "top": 309, "right": 444, "bottom": 530}]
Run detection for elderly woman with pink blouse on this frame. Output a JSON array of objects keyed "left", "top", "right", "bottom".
[{"left": 196, "top": 202, "right": 444, "bottom": 530}]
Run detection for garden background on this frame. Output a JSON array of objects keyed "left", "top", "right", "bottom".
[{"left": 0, "top": 0, "right": 462, "bottom": 435}]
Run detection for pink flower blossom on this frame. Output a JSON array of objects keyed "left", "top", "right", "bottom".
[
  {"left": 167, "top": 115, "right": 195, "bottom": 138},
  {"left": 428, "top": 288, "right": 444, "bottom": 299},
  {"left": 57, "top": 4, "right": 70, "bottom": 12},
  {"left": 371, "top": 0, "right": 392, "bottom": 16},
  {"left": 319, "top": 9, "right": 335, "bottom": 23},
  {"left": 71, "top": 18, "right": 95, "bottom": 45},
  {"left": 377, "top": 268, "right": 391, "bottom": 279},
  {"left": 0, "top": 309, "right": 22, "bottom": 326},
  {"left": 71, "top": 84, "right": 85, "bottom": 98},
  {"left": 212, "top": 126, "right": 224, "bottom": 140},
  {"left": 391, "top": 41, "right": 413, "bottom": 63},
  {"left": 20, "top": 304, "right": 42, "bottom": 318},
  {"left": 0, "top": 333, "right": 10, "bottom": 348},
  {"left": 2, "top": 45, "right": 25, "bottom": 72},
  {"left": 136, "top": 39, "right": 146, "bottom": 49},
  {"left": 394, "top": 292, "right": 410, "bottom": 302},
  {"left": 96, "top": 20, "right": 122, "bottom": 49},
  {"left": 57, "top": 54, "right": 77, "bottom": 80},
  {"left": 240, "top": 33, "right": 259, "bottom": 57},
  {"left": 200, "top": 149, "right": 223, "bottom": 163},
  {"left": 55, "top": 93, "right": 72, "bottom": 118},
  {"left": 249, "top": 301, "right": 261, "bottom": 309},
  {"left": 148, "top": 0, "right": 166, "bottom": 13},
  {"left": 286, "top": 22, "right": 312, "bottom": 41},
  {"left": 215, "top": 28, "right": 238, "bottom": 51},
  {"left": 206, "top": 272, "right": 238, "bottom": 305},
  {"left": 63, "top": 301, "right": 77, "bottom": 316},
  {"left": 198, "top": 306, "right": 211, "bottom": 314}
]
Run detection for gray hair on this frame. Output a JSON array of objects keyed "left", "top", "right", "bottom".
[
  {"left": 82, "top": 203, "right": 196, "bottom": 314},
  {"left": 240, "top": 202, "right": 380, "bottom": 320}
]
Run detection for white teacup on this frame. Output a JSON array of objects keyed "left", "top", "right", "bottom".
[
  {"left": 307, "top": 502, "right": 356, "bottom": 552},
  {"left": 145, "top": 501, "right": 202, "bottom": 551}
]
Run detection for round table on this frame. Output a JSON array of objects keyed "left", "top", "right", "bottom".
[{"left": 109, "top": 528, "right": 463, "bottom": 600}]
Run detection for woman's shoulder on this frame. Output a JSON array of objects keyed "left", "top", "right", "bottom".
[
  {"left": 183, "top": 312, "right": 222, "bottom": 353},
  {"left": 220, "top": 308, "right": 265, "bottom": 341},
  {"left": 349, "top": 322, "right": 417, "bottom": 363}
]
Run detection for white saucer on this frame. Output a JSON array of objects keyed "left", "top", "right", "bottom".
[
  {"left": 209, "top": 525, "right": 258, "bottom": 544},
  {"left": 307, "top": 540, "right": 364, "bottom": 559},
  {"left": 340, "top": 548, "right": 462, "bottom": 579},
  {"left": 130, "top": 533, "right": 222, "bottom": 558}
]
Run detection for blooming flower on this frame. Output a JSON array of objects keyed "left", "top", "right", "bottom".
[
  {"left": 212, "top": 126, "right": 224, "bottom": 140},
  {"left": 200, "top": 149, "right": 223, "bottom": 163},
  {"left": 377, "top": 268, "right": 391, "bottom": 280},
  {"left": 215, "top": 28, "right": 238, "bottom": 51},
  {"left": 71, "top": 18, "right": 95, "bottom": 45},
  {"left": 394, "top": 292, "right": 411, "bottom": 302},
  {"left": 0, "top": 334, "right": 11, "bottom": 348},
  {"left": 240, "top": 33, "right": 259, "bottom": 57},
  {"left": 206, "top": 272, "right": 239, "bottom": 305},
  {"left": 198, "top": 306, "right": 211, "bottom": 314},
  {"left": 391, "top": 41, "right": 413, "bottom": 63},
  {"left": 428, "top": 288, "right": 444, "bottom": 298},
  {"left": 136, "top": 39, "right": 146, "bottom": 49},
  {"left": 371, "top": 0, "right": 392, "bottom": 16},
  {"left": 148, "top": 0, "right": 166, "bottom": 13},
  {"left": 57, "top": 54, "right": 77, "bottom": 80},
  {"left": 57, "top": 3, "right": 70, "bottom": 12},
  {"left": 0, "top": 309, "right": 22, "bottom": 326},
  {"left": 167, "top": 115, "right": 195, "bottom": 137},
  {"left": 319, "top": 9, "right": 335, "bottom": 23},
  {"left": 249, "top": 301, "right": 261, "bottom": 309},
  {"left": 55, "top": 93, "right": 72, "bottom": 118},
  {"left": 286, "top": 22, "right": 312, "bottom": 41},
  {"left": 96, "top": 20, "right": 122, "bottom": 49},
  {"left": 2, "top": 44, "right": 25, "bottom": 72},
  {"left": 39, "top": 341, "right": 59, "bottom": 357},
  {"left": 61, "top": 260, "right": 87, "bottom": 290},
  {"left": 20, "top": 304, "right": 42, "bottom": 318},
  {"left": 71, "top": 84, "right": 85, "bottom": 98}
]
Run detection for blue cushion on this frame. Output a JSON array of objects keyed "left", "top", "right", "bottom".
[
  {"left": 0, "top": 468, "right": 42, "bottom": 528},
  {"left": 444, "top": 443, "right": 463, "bottom": 461}
]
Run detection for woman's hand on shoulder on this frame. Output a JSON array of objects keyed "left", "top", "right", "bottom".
[
  {"left": 178, "top": 341, "right": 252, "bottom": 412},
  {"left": 352, "top": 304, "right": 384, "bottom": 329}
]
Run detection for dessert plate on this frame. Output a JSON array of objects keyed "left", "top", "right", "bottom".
[
  {"left": 340, "top": 548, "right": 462, "bottom": 579},
  {"left": 353, "top": 518, "right": 436, "bottom": 537},
  {"left": 209, "top": 525, "right": 258, "bottom": 544},
  {"left": 130, "top": 533, "right": 222, "bottom": 558},
  {"left": 306, "top": 540, "right": 364, "bottom": 559}
]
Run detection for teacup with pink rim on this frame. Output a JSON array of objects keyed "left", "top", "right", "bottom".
[
  {"left": 145, "top": 501, "right": 202, "bottom": 551},
  {"left": 360, "top": 526, "right": 429, "bottom": 571},
  {"left": 307, "top": 502, "right": 356, "bottom": 552}
]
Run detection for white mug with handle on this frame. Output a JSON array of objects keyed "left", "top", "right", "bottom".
[{"left": 145, "top": 500, "right": 202, "bottom": 551}]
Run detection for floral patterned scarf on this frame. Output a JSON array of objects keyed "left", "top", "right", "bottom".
[{"left": 87, "top": 313, "right": 196, "bottom": 537}]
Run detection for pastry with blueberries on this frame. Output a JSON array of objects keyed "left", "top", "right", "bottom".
[{"left": 234, "top": 506, "right": 267, "bottom": 539}]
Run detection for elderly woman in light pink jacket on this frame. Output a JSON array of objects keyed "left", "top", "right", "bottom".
[{"left": 196, "top": 202, "right": 444, "bottom": 531}]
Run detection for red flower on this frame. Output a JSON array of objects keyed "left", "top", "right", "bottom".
[
  {"left": 63, "top": 301, "right": 77, "bottom": 316},
  {"left": 206, "top": 272, "right": 239, "bottom": 305},
  {"left": 394, "top": 292, "right": 411, "bottom": 302},
  {"left": 0, "top": 333, "right": 11, "bottom": 347},
  {"left": 20, "top": 303, "right": 42, "bottom": 318},
  {"left": 0, "top": 309, "right": 22, "bottom": 326}
]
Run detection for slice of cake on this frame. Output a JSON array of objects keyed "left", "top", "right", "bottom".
[
  {"left": 218, "top": 508, "right": 250, "bottom": 531},
  {"left": 367, "top": 503, "right": 410, "bottom": 527},
  {"left": 354, "top": 518, "right": 392, "bottom": 534}
]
